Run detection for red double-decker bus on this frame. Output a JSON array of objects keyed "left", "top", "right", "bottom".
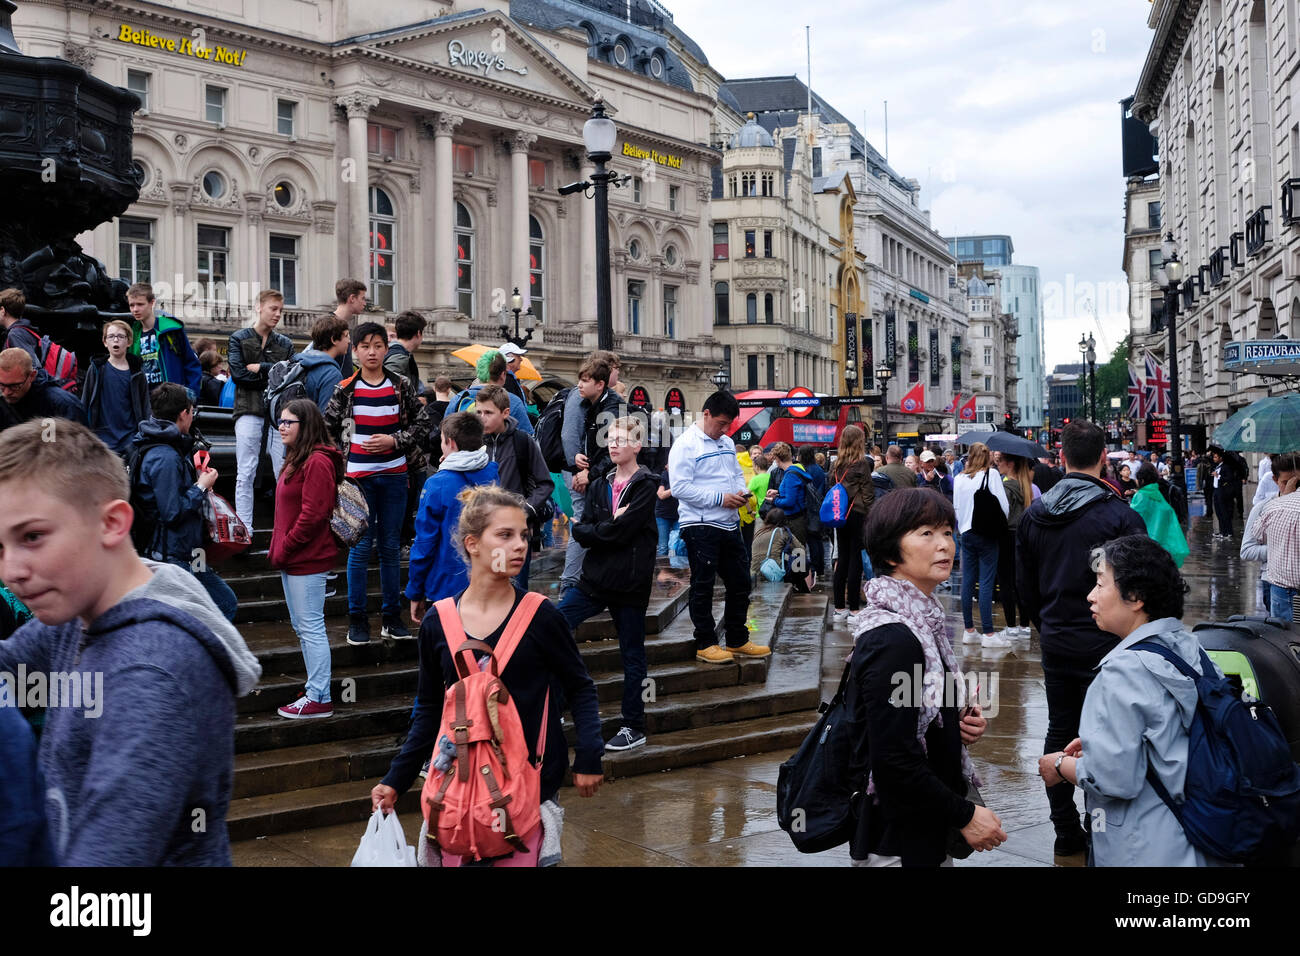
[{"left": 726, "top": 390, "right": 869, "bottom": 449}]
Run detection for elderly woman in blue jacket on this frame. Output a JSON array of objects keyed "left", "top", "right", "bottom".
[{"left": 1038, "top": 534, "right": 1229, "bottom": 866}]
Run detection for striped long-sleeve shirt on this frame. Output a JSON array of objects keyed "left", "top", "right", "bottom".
[{"left": 347, "top": 377, "right": 407, "bottom": 478}]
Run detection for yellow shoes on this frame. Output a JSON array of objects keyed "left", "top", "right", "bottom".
[
  {"left": 728, "top": 641, "right": 772, "bottom": 658},
  {"left": 696, "top": 646, "right": 736, "bottom": 664}
]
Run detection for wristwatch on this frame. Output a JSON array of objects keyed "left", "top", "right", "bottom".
[{"left": 1054, "top": 753, "right": 1068, "bottom": 778}]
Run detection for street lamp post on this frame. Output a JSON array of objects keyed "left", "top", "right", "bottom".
[
  {"left": 497, "top": 286, "right": 534, "bottom": 349},
  {"left": 844, "top": 363, "right": 857, "bottom": 396},
  {"left": 1154, "top": 232, "right": 1185, "bottom": 465},
  {"left": 876, "top": 362, "right": 894, "bottom": 449},
  {"left": 1077, "top": 332, "right": 1096, "bottom": 422},
  {"left": 711, "top": 363, "right": 730, "bottom": 392},
  {"left": 583, "top": 104, "right": 617, "bottom": 352}
]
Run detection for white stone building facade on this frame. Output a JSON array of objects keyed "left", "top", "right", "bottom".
[
  {"left": 19, "top": 0, "right": 727, "bottom": 406},
  {"left": 1132, "top": 0, "right": 1298, "bottom": 447}
]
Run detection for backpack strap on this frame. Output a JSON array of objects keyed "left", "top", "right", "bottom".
[
  {"left": 433, "top": 597, "right": 473, "bottom": 677},
  {"left": 1131, "top": 640, "right": 1203, "bottom": 826},
  {"left": 493, "top": 590, "right": 547, "bottom": 672}
]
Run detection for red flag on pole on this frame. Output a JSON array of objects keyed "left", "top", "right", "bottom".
[
  {"left": 957, "top": 395, "right": 977, "bottom": 422},
  {"left": 899, "top": 382, "right": 925, "bottom": 414},
  {"left": 944, "top": 392, "right": 961, "bottom": 415}
]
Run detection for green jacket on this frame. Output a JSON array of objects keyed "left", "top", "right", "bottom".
[
  {"left": 1130, "top": 484, "right": 1188, "bottom": 567},
  {"left": 129, "top": 313, "right": 203, "bottom": 398}
]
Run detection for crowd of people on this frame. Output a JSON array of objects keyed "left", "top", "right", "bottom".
[{"left": 0, "top": 282, "right": 1296, "bottom": 868}]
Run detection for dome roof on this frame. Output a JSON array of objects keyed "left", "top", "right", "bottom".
[
  {"left": 966, "top": 275, "right": 991, "bottom": 296},
  {"left": 729, "top": 113, "right": 775, "bottom": 149}
]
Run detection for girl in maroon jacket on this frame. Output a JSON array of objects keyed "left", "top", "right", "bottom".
[{"left": 270, "top": 398, "right": 343, "bottom": 719}]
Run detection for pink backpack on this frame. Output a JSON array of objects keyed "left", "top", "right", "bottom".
[{"left": 422, "top": 591, "right": 548, "bottom": 861}]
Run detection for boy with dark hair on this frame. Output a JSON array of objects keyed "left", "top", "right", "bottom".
[
  {"left": 126, "top": 281, "right": 203, "bottom": 397},
  {"left": 129, "top": 382, "right": 239, "bottom": 621},
  {"left": 669, "top": 390, "right": 770, "bottom": 664},
  {"left": 477, "top": 384, "right": 553, "bottom": 588},
  {"left": 0, "top": 287, "right": 42, "bottom": 368},
  {"left": 560, "top": 356, "right": 626, "bottom": 595},
  {"left": 558, "top": 416, "right": 658, "bottom": 751},
  {"left": 0, "top": 348, "right": 86, "bottom": 431},
  {"left": 83, "top": 319, "right": 150, "bottom": 457},
  {"left": 199, "top": 350, "right": 226, "bottom": 406},
  {"left": 1017, "top": 419, "right": 1148, "bottom": 856},
  {"left": 228, "top": 289, "right": 295, "bottom": 529},
  {"left": 0, "top": 419, "right": 260, "bottom": 864},
  {"left": 289, "top": 314, "right": 349, "bottom": 410},
  {"left": 324, "top": 321, "right": 431, "bottom": 643},
  {"left": 385, "top": 310, "right": 427, "bottom": 400},
  {"left": 405, "top": 411, "right": 499, "bottom": 623}
]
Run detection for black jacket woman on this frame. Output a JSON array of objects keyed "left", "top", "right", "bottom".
[
  {"left": 831, "top": 424, "right": 874, "bottom": 623},
  {"left": 846, "top": 489, "right": 1005, "bottom": 866}
]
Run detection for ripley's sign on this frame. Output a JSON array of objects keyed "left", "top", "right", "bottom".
[{"left": 446, "top": 40, "right": 528, "bottom": 77}]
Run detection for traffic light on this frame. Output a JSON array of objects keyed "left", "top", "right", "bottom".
[
  {"left": 1003, "top": 412, "right": 1013, "bottom": 432},
  {"left": 1062, "top": 417, "right": 1071, "bottom": 426}
]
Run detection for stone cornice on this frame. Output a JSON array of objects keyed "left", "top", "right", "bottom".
[{"left": 1132, "top": 0, "right": 1203, "bottom": 123}]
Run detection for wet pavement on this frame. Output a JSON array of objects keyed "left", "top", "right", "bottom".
[{"left": 234, "top": 493, "right": 1270, "bottom": 867}]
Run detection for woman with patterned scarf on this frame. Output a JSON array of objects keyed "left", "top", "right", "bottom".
[{"left": 845, "top": 489, "right": 1007, "bottom": 866}]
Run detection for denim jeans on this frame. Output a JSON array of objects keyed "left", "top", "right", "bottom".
[
  {"left": 959, "top": 531, "right": 999, "bottom": 633},
  {"left": 1270, "top": 583, "right": 1299, "bottom": 623},
  {"left": 282, "top": 571, "right": 331, "bottom": 702},
  {"left": 189, "top": 566, "right": 237, "bottom": 623},
  {"left": 681, "top": 524, "right": 751, "bottom": 650},
  {"left": 233, "top": 413, "right": 284, "bottom": 531},
  {"left": 656, "top": 517, "right": 674, "bottom": 556},
  {"left": 561, "top": 472, "right": 586, "bottom": 592},
  {"left": 348, "top": 472, "right": 407, "bottom": 618},
  {"left": 558, "top": 587, "right": 647, "bottom": 732}
]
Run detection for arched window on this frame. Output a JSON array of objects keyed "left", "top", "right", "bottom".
[
  {"left": 455, "top": 201, "right": 475, "bottom": 317},
  {"left": 746, "top": 292, "right": 757, "bottom": 324},
  {"left": 764, "top": 292, "right": 774, "bottom": 324},
  {"left": 529, "top": 215, "right": 545, "bottom": 323},
  {"left": 714, "top": 281, "right": 729, "bottom": 325},
  {"left": 369, "top": 185, "right": 396, "bottom": 310}
]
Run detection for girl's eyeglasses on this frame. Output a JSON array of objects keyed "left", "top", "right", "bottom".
[{"left": 276, "top": 419, "right": 299, "bottom": 428}]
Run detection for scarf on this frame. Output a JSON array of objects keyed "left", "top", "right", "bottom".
[
  {"left": 854, "top": 574, "right": 981, "bottom": 795},
  {"left": 441, "top": 448, "right": 489, "bottom": 472}
]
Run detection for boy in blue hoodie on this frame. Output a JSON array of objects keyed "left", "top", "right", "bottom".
[
  {"left": 0, "top": 680, "right": 54, "bottom": 865},
  {"left": 406, "top": 411, "right": 498, "bottom": 625},
  {"left": 291, "top": 314, "right": 349, "bottom": 411},
  {"left": 0, "top": 419, "right": 261, "bottom": 865}
]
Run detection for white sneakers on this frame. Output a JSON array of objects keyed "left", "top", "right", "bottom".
[
  {"left": 962, "top": 629, "right": 982, "bottom": 644},
  {"left": 832, "top": 609, "right": 851, "bottom": 625},
  {"left": 981, "top": 630, "right": 1014, "bottom": 648}
]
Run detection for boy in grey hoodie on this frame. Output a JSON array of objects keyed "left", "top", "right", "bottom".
[{"left": 0, "top": 420, "right": 260, "bottom": 865}]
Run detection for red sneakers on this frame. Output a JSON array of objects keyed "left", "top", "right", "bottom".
[{"left": 276, "top": 696, "right": 334, "bottom": 719}]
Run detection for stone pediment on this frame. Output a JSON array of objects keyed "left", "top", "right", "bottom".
[{"left": 362, "top": 13, "right": 597, "bottom": 108}]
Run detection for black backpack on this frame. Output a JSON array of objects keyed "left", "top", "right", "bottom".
[
  {"left": 777, "top": 661, "right": 861, "bottom": 852},
  {"left": 125, "top": 442, "right": 169, "bottom": 555},
  {"left": 799, "top": 470, "right": 825, "bottom": 534},
  {"left": 969, "top": 469, "right": 1008, "bottom": 538},
  {"left": 264, "top": 358, "right": 308, "bottom": 421},
  {"left": 534, "top": 386, "right": 571, "bottom": 474}
]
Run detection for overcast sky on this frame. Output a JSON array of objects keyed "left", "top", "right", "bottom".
[{"left": 668, "top": 0, "right": 1152, "bottom": 372}]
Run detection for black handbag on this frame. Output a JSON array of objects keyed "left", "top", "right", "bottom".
[{"left": 969, "top": 470, "right": 1008, "bottom": 538}]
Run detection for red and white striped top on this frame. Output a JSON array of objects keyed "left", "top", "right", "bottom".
[{"left": 347, "top": 377, "right": 407, "bottom": 479}]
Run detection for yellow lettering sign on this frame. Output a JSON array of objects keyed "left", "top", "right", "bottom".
[
  {"left": 115, "top": 23, "right": 245, "bottom": 67},
  {"left": 621, "top": 142, "right": 683, "bottom": 169}
]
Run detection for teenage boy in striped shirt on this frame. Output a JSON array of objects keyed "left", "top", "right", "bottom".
[{"left": 324, "top": 322, "right": 428, "bottom": 645}]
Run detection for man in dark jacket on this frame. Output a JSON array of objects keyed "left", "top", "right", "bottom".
[
  {"left": 384, "top": 310, "right": 426, "bottom": 402},
  {"left": 0, "top": 349, "right": 86, "bottom": 432},
  {"left": 498, "top": 342, "right": 530, "bottom": 406},
  {"left": 477, "top": 384, "right": 554, "bottom": 589},
  {"left": 1208, "top": 445, "right": 1247, "bottom": 538},
  {"left": 558, "top": 415, "right": 658, "bottom": 752},
  {"left": 1033, "top": 455, "right": 1062, "bottom": 494},
  {"left": 0, "top": 287, "right": 44, "bottom": 369},
  {"left": 228, "top": 289, "right": 295, "bottom": 530},
  {"left": 130, "top": 383, "right": 238, "bottom": 622},
  {"left": 1016, "top": 420, "right": 1148, "bottom": 856}
]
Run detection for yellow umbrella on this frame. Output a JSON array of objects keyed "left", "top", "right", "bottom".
[{"left": 450, "top": 343, "right": 542, "bottom": 381}]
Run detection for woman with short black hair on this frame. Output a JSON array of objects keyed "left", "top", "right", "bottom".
[
  {"left": 1038, "top": 534, "right": 1229, "bottom": 866},
  {"left": 847, "top": 489, "right": 1005, "bottom": 866}
]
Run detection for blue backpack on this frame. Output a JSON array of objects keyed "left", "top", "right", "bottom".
[
  {"left": 819, "top": 482, "right": 852, "bottom": 528},
  {"left": 1134, "top": 641, "right": 1300, "bottom": 863}
]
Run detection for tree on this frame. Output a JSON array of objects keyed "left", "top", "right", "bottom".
[{"left": 1077, "top": 337, "right": 1130, "bottom": 424}]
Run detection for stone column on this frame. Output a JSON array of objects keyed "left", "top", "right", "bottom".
[
  {"left": 169, "top": 184, "right": 190, "bottom": 316},
  {"left": 336, "top": 93, "right": 379, "bottom": 283},
  {"left": 580, "top": 160, "right": 596, "bottom": 324},
  {"left": 510, "top": 132, "right": 537, "bottom": 304},
  {"left": 430, "top": 113, "right": 463, "bottom": 312}
]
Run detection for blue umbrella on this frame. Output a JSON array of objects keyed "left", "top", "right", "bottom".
[{"left": 956, "top": 430, "right": 1048, "bottom": 460}]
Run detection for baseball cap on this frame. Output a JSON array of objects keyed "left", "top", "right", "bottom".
[
  {"left": 919, "top": 450, "right": 937, "bottom": 462},
  {"left": 498, "top": 342, "right": 528, "bottom": 359}
]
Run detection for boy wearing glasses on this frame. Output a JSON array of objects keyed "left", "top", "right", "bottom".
[
  {"left": 83, "top": 320, "right": 151, "bottom": 457},
  {"left": 0, "top": 348, "right": 85, "bottom": 432}
]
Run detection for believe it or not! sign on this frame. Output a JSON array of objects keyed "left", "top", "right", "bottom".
[
  {"left": 116, "top": 24, "right": 249, "bottom": 67},
  {"left": 622, "top": 142, "right": 684, "bottom": 169}
]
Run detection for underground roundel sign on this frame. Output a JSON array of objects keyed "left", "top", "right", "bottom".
[{"left": 785, "top": 386, "right": 816, "bottom": 419}]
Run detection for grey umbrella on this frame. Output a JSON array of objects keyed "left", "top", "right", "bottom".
[{"left": 955, "top": 430, "right": 1049, "bottom": 459}]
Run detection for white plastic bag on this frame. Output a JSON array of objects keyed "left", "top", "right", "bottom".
[{"left": 350, "top": 809, "right": 416, "bottom": 867}]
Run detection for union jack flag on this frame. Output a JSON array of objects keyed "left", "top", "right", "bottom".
[
  {"left": 1127, "top": 365, "right": 1145, "bottom": 419},
  {"left": 1145, "top": 354, "right": 1170, "bottom": 416}
]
